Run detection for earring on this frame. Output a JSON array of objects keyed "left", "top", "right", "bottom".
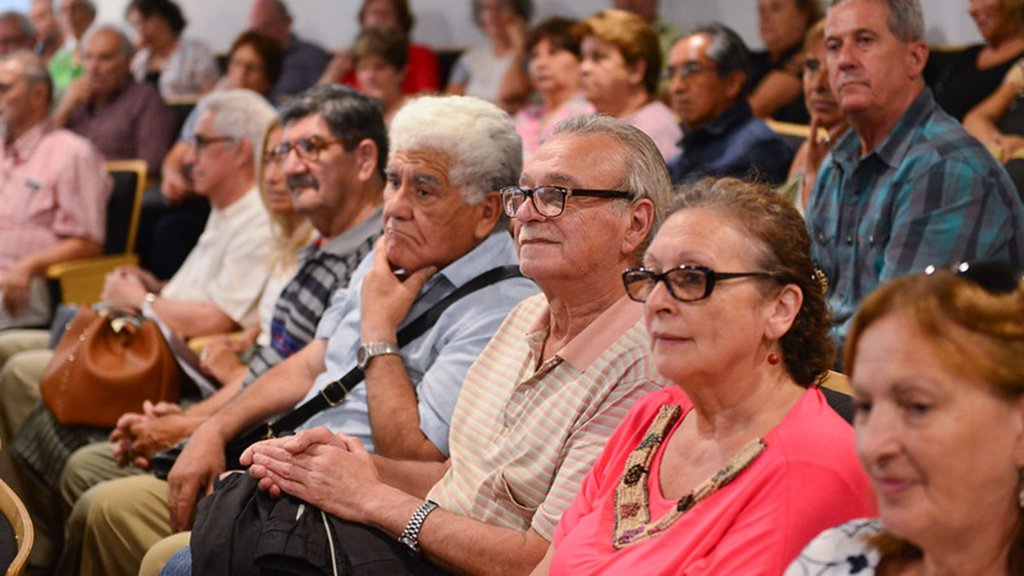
[
  {"left": 767, "top": 353, "right": 780, "bottom": 366},
  {"left": 1018, "top": 469, "right": 1024, "bottom": 509}
]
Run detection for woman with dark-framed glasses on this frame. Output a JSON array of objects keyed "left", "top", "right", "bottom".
[
  {"left": 788, "top": 261, "right": 1024, "bottom": 576},
  {"left": 531, "top": 177, "right": 875, "bottom": 575}
]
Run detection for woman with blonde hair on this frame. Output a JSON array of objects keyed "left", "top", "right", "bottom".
[{"left": 789, "top": 261, "right": 1024, "bottom": 575}]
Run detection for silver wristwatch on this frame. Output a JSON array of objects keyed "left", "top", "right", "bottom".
[
  {"left": 398, "top": 499, "right": 439, "bottom": 554},
  {"left": 356, "top": 341, "right": 401, "bottom": 370}
]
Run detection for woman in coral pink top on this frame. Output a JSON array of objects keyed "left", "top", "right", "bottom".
[{"left": 531, "top": 177, "right": 876, "bottom": 575}]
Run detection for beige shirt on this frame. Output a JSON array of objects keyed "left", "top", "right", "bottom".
[{"left": 428, "top": 293, "right": 662, "bottom": 540}]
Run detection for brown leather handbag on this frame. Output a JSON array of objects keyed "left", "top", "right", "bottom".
[{"left": 40, "top": 304, "right": 182, "bottom": 428}]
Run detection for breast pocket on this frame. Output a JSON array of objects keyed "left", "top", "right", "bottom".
[{"left": 7, "top": 180, "right": 55, "bottom": 224}]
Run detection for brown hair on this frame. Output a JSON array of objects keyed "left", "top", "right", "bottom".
[
  {"left": 575, "top": 9, "right": 662, "bottom": 96},
  {"left": 526, "top": 16, "right": 580, "bottom": 58},
  {"left": 359, "top": 0, "right": 414, "bottom": 35},
  {"left": 352, "top": 26, "right": 409, "bottom": 71},
  {"left": 667, "top": 177, "right": 834, "bottom": 386},
  {"left": 845, "top": 267, "right": 1024, "bottom": 573},
  {"left": 229, "top": 30, "right": 284, "bottom": 93}
]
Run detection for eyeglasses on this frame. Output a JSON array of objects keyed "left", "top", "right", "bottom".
[
  {"left": 925, "top": 261, "right": 1023, "bottom": 295},
  {"left": 622, "top": 265, "right": 779, "bottom": 303},
  {"left": 268, "top": 137, "right": 344, "bottom": 164},
  {"left": 500, "top": 185, "right": 633, "bottom": 218},
  {"left": 189, "top": 134, "right": 236, "bottom": 151},
  {"left": 663, "top": 61, "right": 712, "bottom": 81}
]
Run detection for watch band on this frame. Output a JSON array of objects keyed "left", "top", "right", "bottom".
[
  {"left": 357, "top": 341, "right": 401, "bottom": 370},
  {"left": 398, "top": 499, "right": 439, "bottom": 555}
]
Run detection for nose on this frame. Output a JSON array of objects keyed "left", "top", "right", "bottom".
[
  {"left": 855, "top": 403, "right": 900, "bottom": 469},
  {"left": 382, "top": 179, "right": 414, "bottom": 222},
  {"left": 643, "top": 276, "right": 677, "bottom": 314},
  {"left": 281, "top": 147, "right": 305, "bottom": 176}
]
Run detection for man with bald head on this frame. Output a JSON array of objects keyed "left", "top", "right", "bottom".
[
  {"left": 249, "top": 0, "right": 329, "bottom": 103},
  {"left": 0, "top": 50, "right": 108, "bottom": 329},
  {"left": 54, "top": 24, "right": 176, "bottom": 175}
]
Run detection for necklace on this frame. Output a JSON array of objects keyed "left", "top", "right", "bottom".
[{"left": 612, "top": 405, "right": 766, "bottom": 549}]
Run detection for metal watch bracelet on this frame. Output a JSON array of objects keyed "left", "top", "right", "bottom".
[{"left": 398, "top": 499, "right": 439, "bottom": 555}]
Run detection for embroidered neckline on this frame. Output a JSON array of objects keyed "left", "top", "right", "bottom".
[{"left": 612, "top": 404, "right": 766, "bottom": 549}]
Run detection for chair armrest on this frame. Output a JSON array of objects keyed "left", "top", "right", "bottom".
[{"left": 45, "top": 254, "right": 139, "bottom": 306}]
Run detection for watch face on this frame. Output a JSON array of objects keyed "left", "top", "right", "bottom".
[{"left": 357, "top": 345, "right": 369, "bottom": 369}]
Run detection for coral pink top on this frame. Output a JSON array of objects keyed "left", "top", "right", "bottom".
[{"left": 551, "top": 386, "right": 876, "bottom": 575}]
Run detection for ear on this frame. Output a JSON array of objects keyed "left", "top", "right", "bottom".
[
  {"left": 234, "top": 138, "right": 254, "bottom": 168},
  {"left": 354, "top": 139, "right": 379, "bottom": 182},
  {"left": 723, "top": 70, "right": 746, "bottom": 101},
  {"left": 620, "top": 198, "right": 655, "bottom": 259},
  {"left": 626, "top": 58, "right": 648, "bottom": 88},
  {"left": 472, "top": 190, "right": 503, "bottom": 241},
  {"left": 906, "top": 40, "right": 928, "bottom": 79},
  {"left": 764, "top": 284, "right": 803, "bottom": 342}
]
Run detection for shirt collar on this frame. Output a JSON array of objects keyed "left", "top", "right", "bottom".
[
  {"left": 525, "top": 295, "right": 644, "bottom": 372},
  {"left": 318, "top": 205, "right": 383, "bottom": 257},
  {"left": 4, "top": 119, "right": 53, "bottom": 163},
  {"left": 683, "top": 99, "right": 752, "bottom": 141},
  {"left": 833, "top": 87, "right": 934, "bottom": 170}
]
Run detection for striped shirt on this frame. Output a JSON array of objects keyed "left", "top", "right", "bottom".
[
  {"left": 808, "top": 88, "right": 1024, "bottom": 357},
  {"left": 427, "top": 293, "right": 662, "bottom": 541},
  {"left": 242, "top": 208, "right": 382, "bottom": 386}
]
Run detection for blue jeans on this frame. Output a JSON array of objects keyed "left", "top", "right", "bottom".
[{"left": 159, "top": 546, "right": 192, "bottom": 576}]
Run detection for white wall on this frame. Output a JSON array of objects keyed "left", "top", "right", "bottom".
[{"left": 91, "top": 0, "right": 983, "bottom": 54}]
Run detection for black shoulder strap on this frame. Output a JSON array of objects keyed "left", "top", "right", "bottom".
[{"left": 266, "top": 265, "right": 522, "bottom": 436}]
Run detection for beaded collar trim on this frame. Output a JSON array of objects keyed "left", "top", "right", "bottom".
[{"left": 612, "top": 404, "right": 767, "bottom": 549}]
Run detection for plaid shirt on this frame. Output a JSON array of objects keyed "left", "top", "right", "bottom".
[{"left": 808, "top": 88, "right": 1024, "bottom": 357}]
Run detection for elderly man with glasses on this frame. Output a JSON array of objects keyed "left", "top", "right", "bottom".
[
  {"left": 666, "top": 22, "right": 792, "bottom": 185},
  {"left": 151, "top": 114, "right": 672, "bottom": 576}
]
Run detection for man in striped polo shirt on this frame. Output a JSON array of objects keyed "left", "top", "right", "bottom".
[{"left": 233, "top": 115, "right": 672, "bottom": 574}]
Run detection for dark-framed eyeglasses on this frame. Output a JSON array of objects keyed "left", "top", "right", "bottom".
[
  {"left": 189, "top": 134, "right": 236, "bottom": 151},
  {"left": 268, "top": 137, "right": 344, "bottom": 164},
  {"left": 663, "top": 60, "right": 712, "bottom": 81},
  {"left": 622, "top": 265, "right": 780, "bottom": 303},
  {"left": 925, "top": 261, "right": 1023, "bottom": 295},
  {"left": 500, "top": 185, "right": 633, "bottom": 218}
]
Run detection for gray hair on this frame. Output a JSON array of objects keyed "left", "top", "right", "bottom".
[
  {"left": 195, "top": 89, "right": 278, "bottom": 165},
  {"left": 388, "top": 95, "right": 522, "bottom": 206},
  {"left": 0, "top": 11, "right": 35, "bottom": 43},
  {"left": 280, "top": 84, "right": 388, "bottom": 179},
  {"left": 0, "top": 50, "right": 52, "bottom": 104},
  {"left": 551, "top": 114, "right": 671, "bottom": 254},
  {"left": 829, "top": 0, "right": 924, "bottom": 42},
  {"left": 82, "top": 24, "right": 134, "bottom": 61},
  {"left": 677, "top": 22, "right": 751, "bottom": 93}
]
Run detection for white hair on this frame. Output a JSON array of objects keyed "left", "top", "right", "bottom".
[
  {"left": 387, "top": 95, "right": 522, "bottom": 204},
  {"left": 196, "top": 89, "right": 277, "bottom": 165}
]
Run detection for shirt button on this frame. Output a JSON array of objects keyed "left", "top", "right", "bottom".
[{"left": 845, "top": 235, "right": 853, "bottom": 244}]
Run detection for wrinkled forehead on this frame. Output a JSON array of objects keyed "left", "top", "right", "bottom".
[
  {"left": 522, "top": 133, "right": 626, "bottom": 187},
  {"left": 386, "top": 147, "right": 454, "bottom": 183}
]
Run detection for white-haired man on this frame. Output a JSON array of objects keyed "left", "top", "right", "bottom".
[{"left": 69, "top": 95, "right": 539, "bottom": 576}]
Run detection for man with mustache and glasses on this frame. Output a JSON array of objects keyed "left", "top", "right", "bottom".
[
  {"left": 808, "top": 0, "right": 1024, "bottom": 366},
  {"left": 72, "top": 94, "right": 538, "bottom": 576},
  {"left": 161, "top": 115, "right": 670, "bottom": 576}
]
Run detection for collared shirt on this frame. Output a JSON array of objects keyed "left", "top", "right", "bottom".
[
  {"left": 66, "top": 80, "right": 178, "bottom": 176},
  {"left": 623, "top": 100, "right": 683, "bottom": 161},
  {"left": 270, "top": 34, "right": 330, "bottom": 104},
  {"left": 669, "top": 100, "right": 794, "bottom": 185},
  {"left": 297, "top": 231, "right": 538, "bottom": 457},
  {"left": 808, "top": 88, "right": 1024, "bottom": 355},
  {"left": 162, "top": 187, "right": 275, "bottom": 327},
  {"left": 48, "top": 42, "right": 82, "bottom": 97},
  {"left": 427, "top": 294, "right": 662, "bottom": 540},
  {"left": 0, "top": 120, "right": 110, "bottom": 273},
  {"left": 243, "top": 208, "right": 383, "bottom": 386},
  {"left": 131, "top": 37, "right": 220, "bottom": 101}
]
